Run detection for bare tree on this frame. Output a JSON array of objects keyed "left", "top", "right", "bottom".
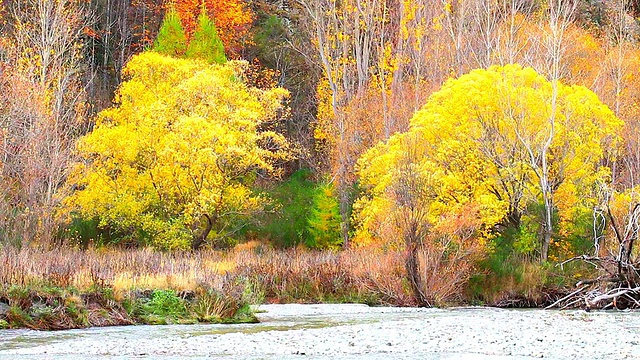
[
  {"left": 390, "top": 134, "right": 434, "bottom": 306},
  {"left": 0, "top": 0, "right": 90, "bottom": 245},
  {"left": 295, "top": 0, "right": 391, "bottom": 247},
  {"left": 521, "top": 0, "right": 576, "bottom": 261}
]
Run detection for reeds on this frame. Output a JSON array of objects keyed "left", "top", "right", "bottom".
[{"left": 0, "top": 245, "right": 416, "bottom": 306}]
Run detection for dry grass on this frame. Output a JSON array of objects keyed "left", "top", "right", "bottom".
[
  {"left": 0, "top": 247, "right": 227, "bottom": 297},
  {"left": 233, "top": 247, "right": 414, "bottom": 305},
  {"left": 0, "top": 245, "right": 416, "bottom": 306},
  {"left": 0, "top": 243, "right": 560, "bottom": 325}
]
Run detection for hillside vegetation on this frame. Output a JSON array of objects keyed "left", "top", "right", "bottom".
[{"left": 1, "top": 1, "right": 640, "bottom": 328}]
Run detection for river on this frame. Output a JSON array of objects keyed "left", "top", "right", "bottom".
[{"left": 1, "top": 304, "right": 639, "bottom": 359}]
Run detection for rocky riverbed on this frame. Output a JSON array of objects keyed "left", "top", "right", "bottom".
[{"left": 1, "top": 304, "right": 639, "bottom": 359}]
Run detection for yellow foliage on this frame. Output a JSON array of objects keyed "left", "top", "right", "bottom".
[
  {"left": 314, "top": 76, "right": 336, "bottom": 146},
  {"left": 63, "top": 52, "right": 291, "bottom": 249},
  {"left": 354, "top": 64, "right": 623, "bottom": 251}
]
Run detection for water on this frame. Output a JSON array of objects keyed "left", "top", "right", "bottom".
[{"left": 1, "top": 304, "right": 639, "bottom": 359}]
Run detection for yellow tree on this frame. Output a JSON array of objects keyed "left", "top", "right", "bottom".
[
  {"left": 355, "top": 65, "right": 623, "bottom": 262},
  {"left": 63, "top": 52, "right": 291, "bottom": 250},
  {"left": 354, "top": 105, "right": 506, "bottom": 305}
]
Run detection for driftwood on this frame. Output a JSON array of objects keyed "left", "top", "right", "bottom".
[
  {"left": 545, "top": 200, "right": 640, "bottom": 310},
  {"left": 544, "top": 286, "right": 588, "bottom": 310},
  {"left": 586, "top": 286, "right": 640, "bottom": 308}
]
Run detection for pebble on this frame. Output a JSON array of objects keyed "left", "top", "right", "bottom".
[{"left": 0, "top": 304, "right": 639, "bottom": 359}]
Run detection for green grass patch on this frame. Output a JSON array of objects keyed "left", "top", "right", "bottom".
[{"left": 135, "top": 289, "right": 188, "bottom": 325}]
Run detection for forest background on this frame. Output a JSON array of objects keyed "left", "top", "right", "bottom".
[{"left": 1, "top": 0, "right": 640, "bottom": 329}]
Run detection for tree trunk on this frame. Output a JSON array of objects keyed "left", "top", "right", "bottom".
[
  {"left": 191, "top": 214, "right": 213, "bottom": 251},
  {"left": 405, "top": 241, "right": 429, "bottom": 307},
  {"left": 541, "top": 229, "right": 551, "bottom": 262}
]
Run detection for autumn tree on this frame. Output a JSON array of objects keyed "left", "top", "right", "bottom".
[
  {"left": 354, "top": 111, "right": 505, "bottom": 305},
  {"left": 0, "top": 0, "right": 89, "bottom": 245},
  {"left": 355, "top": 65, "right": 623, "bottom": 261},
  {"left": 296, "top": 0, "right": 536, "bottom": 247},
  {"left": 63, "top": 52, "right": 291, "bottom": 250}
]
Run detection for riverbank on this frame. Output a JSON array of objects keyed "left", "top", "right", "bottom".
[
  {"left": 0, "top": 245, "right": 406, "bottom": 330},
  {"left": 2, "top": 304, "right": 639, "bottom": 359},
  {"left": 0, "top": 285, "right": 257, "bottom": 330},
  {"left": 0, "top": 245, "right": 572, "bottom": 330}
]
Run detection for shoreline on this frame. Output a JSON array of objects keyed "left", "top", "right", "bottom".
[
  {"left": 0, "top": 287, "right": 572, "bottom": 332},
  {"left": 0, "top": 246, "right": 582, "bottom": 331},
  {"left": 0, "top": 286, "right": 258, "bottom": 331},
  {"left": 2, "top": 304, "right": 639, "bottom": 359}
]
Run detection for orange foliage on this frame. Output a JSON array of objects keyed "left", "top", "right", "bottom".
[
  {"left": 244, "top": 58, "right": 279, "bottom": 89},
  {"left": 129, "top": 0, "right": 165, "bottom": 53},
  {"left": 172, "top": 0, "right": 253, "bottom": 58}
]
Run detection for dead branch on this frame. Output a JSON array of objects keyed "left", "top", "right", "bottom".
[
  {"left": 544, "top": 286, "right": 588, "bottom": 310},
  {"left": 556, "top": 255, "right": 601, "bottom": 270},
  {"left": 576, "top": 276, "right": 622, "bottom": 287},
  {"left": 586, "top": 286, "right": 640, "bottom": 308}
]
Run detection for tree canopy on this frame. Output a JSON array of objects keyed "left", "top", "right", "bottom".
[
  {"left": 64, "top": 52, "right": 290, "bottom": 250},
  {"left": 354, "top": 64, "right": 623, "bottom": 260}
]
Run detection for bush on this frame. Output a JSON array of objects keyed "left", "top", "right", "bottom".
[
  {"left": 249, "top": 169, "right": 315, "bottom": 247},
  {"left": 137, "top": 289, "right": 188, "bottom": 324},
  {"left": 248, "top": 169, "right": 342, "bottom": 249}
]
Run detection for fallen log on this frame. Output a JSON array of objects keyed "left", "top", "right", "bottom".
[{"left": 586, "top": 287, "right": 640, "bottom": 308}]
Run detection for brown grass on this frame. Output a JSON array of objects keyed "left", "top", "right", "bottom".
[
  {"left": 233, "top": 247, "right": 415, "bottom": 305},
  {"left": 0, "top": 245, "right": 416, "bottom": 306},
  {"left": 0, "top": 244, "right": 562, "bottom": 325},
  {"left": 0, "top": 247, "right": 226, "bottom": 297}
]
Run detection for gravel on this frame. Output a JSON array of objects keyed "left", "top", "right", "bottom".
[{"left": 1, "top": 304, "right": 639, "bottom": 359}]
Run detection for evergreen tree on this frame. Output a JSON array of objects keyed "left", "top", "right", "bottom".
[
  {"left": 307, "top": 183, "right": 342, "bottom": 249},
  {"left": 153, "top": 4, "right": 187, "bottom": 57},
  {"left": 185, "top": 6, "right": 226, "bottom": 64}
]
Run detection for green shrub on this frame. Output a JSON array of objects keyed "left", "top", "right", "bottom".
[
  {"left": 138, "top": 289, "right": 187, "bottom": 324},
  {"left": 307, "top": 182, "right": 342, "bottom": 249},
  {"left": 248, "top": 169, "right": 343, "bottom": 249},
  {"left": 249, "top": 169, "right": 317, "bottom": 247}
]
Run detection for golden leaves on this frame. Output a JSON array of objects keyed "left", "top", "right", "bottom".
[
  {"left": 353, "top": 65, "right": 623, "bottom": 252},
  {"left": 65, "top": 52, "right": 291, "bottom": 249}
]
